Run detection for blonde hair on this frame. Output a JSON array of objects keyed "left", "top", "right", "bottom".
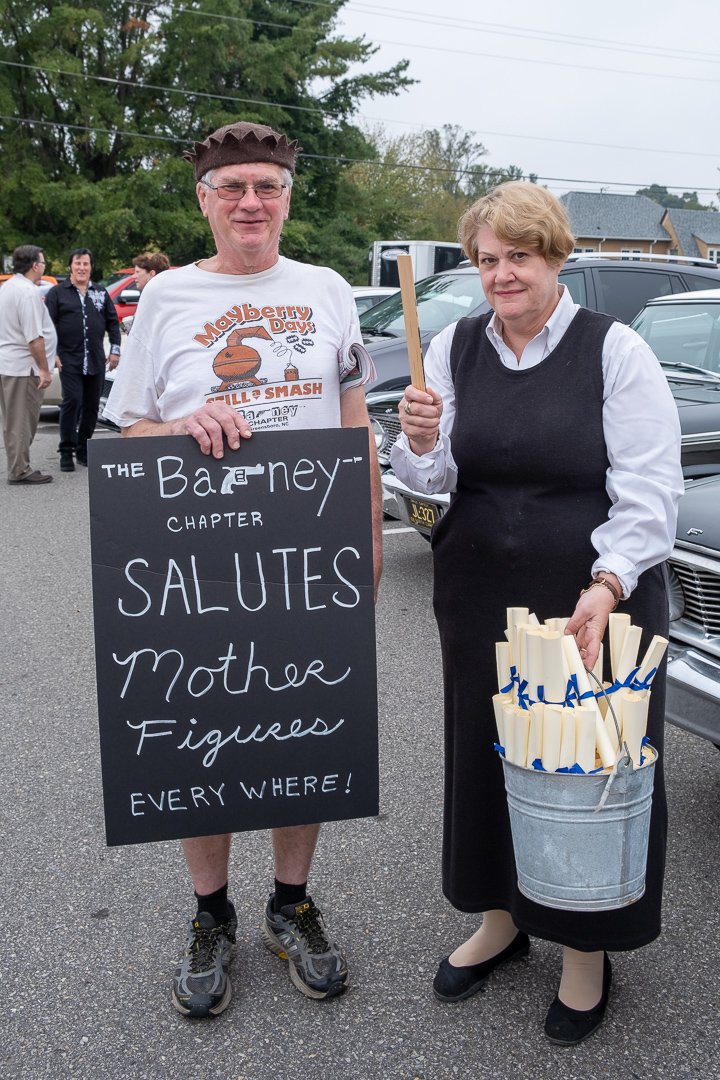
[{"left": 459, "top": 182, "right": 575, "bottom": 268}]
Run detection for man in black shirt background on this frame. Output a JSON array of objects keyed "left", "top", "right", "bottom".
[{"left": 46, "top": 248, "right": 121, "bottom": 471}]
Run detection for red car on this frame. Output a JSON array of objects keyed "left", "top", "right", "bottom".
[{"left": 100, "top": 269, "right": 140, "bottom": 321}]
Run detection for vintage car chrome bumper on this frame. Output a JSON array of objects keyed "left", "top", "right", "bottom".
[{"left": 665, "top": 641, "right": 720, "bottom": 745}]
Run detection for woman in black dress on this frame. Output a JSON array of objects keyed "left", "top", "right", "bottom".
[{"left": 391, "top": 182, "right": 683, "bottom": 1045}]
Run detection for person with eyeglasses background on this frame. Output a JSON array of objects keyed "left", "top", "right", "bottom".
[
  {"left": 104, "top": 119, "right": 382, "bottom": 1019},
  {"left": 0, "top": 244, "right": 57, "bottom": 484}
]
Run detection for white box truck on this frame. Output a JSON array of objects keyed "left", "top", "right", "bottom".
[{"left": 368, "top": 240, "right": 464, "bottom": 287}]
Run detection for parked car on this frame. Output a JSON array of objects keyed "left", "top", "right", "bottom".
[
  {"left": 361, "top": 254, "right": 720, "bottom": 395},
  {"left": 351, "top": 286, "right": 399, "bottom": 316},
  {"left": 101, "top": 270, "right": 141, "bottom": 321},
  {"left": 665, "top": 473, "right": 720, "bottom": 746},
  {"left": 629, "top": 289, "right": 720, "bottom": 478}
]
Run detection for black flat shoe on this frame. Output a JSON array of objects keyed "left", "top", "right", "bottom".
[
  {"left": 433, "top": 931, "right": 530, "bottom": 1002},
  {"left": 544, "top": 953, "right": 612, "bottom": 1046}
]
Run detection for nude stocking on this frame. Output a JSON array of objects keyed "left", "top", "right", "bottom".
[{"left": 448, "top": 909, "right": 518, "bottom": 967}]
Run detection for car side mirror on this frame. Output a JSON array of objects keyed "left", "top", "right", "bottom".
[{"left": 117, "top": 287, "right": 140, "bottom": 304}]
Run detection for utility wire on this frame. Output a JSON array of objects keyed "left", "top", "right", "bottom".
[
  {"left": 301, "top": 0, "right": 720, "bottom": 64},
  {"left": 0, "top": 59, "right": 331, "bottom": 117},
  {"left": 2, "top": 115, "right": 717, "bottom": 194},
  {"left": 3, "top": 60, "right": 717, "bottom": 162}
]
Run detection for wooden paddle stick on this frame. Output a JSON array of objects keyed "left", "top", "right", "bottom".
[{"left": 397, "top": 253, "right": 426, "bottom": 392}]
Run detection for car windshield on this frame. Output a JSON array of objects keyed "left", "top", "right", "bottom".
[
  {"left": 359, "top": 271, "right": 486, "bottom": 336},
  {"left": 631, "top": 300, "right": 720, "bottom": 378},
  {"left": 98, "top": 271, "right": 132, "bottom": 289}
]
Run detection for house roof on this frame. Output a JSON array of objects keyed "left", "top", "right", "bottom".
[
  {"left": 662, "top": 209, "right": 720, "bottom": 257},
  {"left": 560, "top": 192, "right": 667, "bottom": 241}
]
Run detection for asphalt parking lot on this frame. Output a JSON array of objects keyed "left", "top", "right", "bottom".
[{"left": 1, "top": 421, "right": 719, "bottom": 1080}]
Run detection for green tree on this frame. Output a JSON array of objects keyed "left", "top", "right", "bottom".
[
  {"left": 343, "top": 124, "right": 532, "bottom": 273},
  {"left": 0, "top": 0, "right": 412, "bottom": 276},
  {"left": 635, "top": 184, "right": 715, "bottom": 211}
]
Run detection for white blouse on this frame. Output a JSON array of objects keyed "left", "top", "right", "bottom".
[{"left": 390, "top": 286, "right": 684, "bottom": 597}]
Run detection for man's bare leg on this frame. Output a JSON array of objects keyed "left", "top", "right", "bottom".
[
  {"left": 271, "top": 822, "right": 321, "bottom": 883},
  {"left": 181, "top": 833, "right": 233, "bottom": 894}
]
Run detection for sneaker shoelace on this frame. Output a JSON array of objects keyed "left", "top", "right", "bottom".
[
  {"left": 188, "top": 924, "right": 232, "bottom": 973},
  {"left": 293, "top": 906, "right": 329, "bottom": 955}
]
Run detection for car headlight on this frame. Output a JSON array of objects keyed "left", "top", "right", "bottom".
[
  {"left": 371, "top": 417, "right": 386, "bottom": 453},
  {"left": 666, "top": 563, "right": 685, "bottom": 622}
]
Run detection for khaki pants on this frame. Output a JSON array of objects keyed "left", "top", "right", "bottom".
[{"left": 0, "top": 374, "right": 44, "bottom": 481}]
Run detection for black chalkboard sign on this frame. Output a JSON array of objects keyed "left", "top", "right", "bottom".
[{"left": 88, "top": 429, "right": 378, "bottom": 846}]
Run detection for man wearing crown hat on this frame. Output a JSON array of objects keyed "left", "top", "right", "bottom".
[{"left": 105, "top": 120, "right": 382, "bottom": 1018}]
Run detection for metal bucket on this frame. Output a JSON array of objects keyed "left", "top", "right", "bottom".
[{"left": 501, "top": 748, "right": 657, "bottom": 911}]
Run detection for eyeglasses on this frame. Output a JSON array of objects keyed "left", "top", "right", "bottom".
[{"left": 200, "top": 179, "right": 288, "bottom": 201}]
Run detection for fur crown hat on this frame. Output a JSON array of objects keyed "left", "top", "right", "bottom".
[{"left": 184, "top": 121, "right": 301, "bottom": 180}]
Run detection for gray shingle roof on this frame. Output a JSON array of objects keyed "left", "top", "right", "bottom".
[
  {"left": 663, "top": 209, "right": 720, "bottom": 257},
  {"left": 560, "top": 192, "right": 667, "bottom": 241}
]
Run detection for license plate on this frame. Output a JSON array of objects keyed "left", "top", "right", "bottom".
[{"left": 404, "top": 496, "right": 439, "bottom": 530}]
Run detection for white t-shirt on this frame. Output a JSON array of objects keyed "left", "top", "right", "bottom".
[
  {"left": 105, "top": 259, "right": 373, "bottom": 431},
  {"left": 0, "top": 274, "right": 58, "bottom": 376}
]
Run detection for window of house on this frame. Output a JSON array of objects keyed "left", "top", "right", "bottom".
[{"left": 708, "top": 249, "right": 719, "bottom": 263}]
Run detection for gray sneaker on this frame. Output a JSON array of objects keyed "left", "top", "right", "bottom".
[
  {"left": 172, "top": 906, "right": 237, "bottom": 1017},
  {"left": 261, "top": 895, "right": 348, "bottom": 1000}
]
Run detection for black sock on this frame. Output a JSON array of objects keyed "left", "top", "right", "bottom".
[
  {"left": 194, "top": 882, "right": 232, "bottom": 924},
  {"left": 273, "top": 878, "right": 307, "bottom": 912}
]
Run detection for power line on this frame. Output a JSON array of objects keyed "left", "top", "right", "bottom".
[
  {"left": 343, "top": 34, "right": 720, "bottom": 84},
  {"left": 4, "top": 59, "right": 717, "bottom": 163},
  {"left": 2, "top": 115, "right": 717, "bottom": 194},
  {"left": 0, "top": 59, "right": 331, "bottom": 118},
  {"left": 337, "top": 1, "right": 720, "bottom": 64}
]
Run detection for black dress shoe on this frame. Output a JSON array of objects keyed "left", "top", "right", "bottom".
[
  {"left": 433, "top": 931, "right": 530, "bottom": 1002},
  {"left": 544, "top": 953, "right": 612, "bottom": 1046},
  {"left": 60, "top": 452, "right": 75, "bottom": 472}
]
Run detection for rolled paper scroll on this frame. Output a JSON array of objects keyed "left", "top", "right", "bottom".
[
  {"left": 541, "top": 631, "right": 566, "bottom": 705},
  {"left": 528, "top": 702, "right": 544, "bottom": 765},
  {"left": 492, "top": 693, "right": 509, "bottom": 746},
  {"left": 609, "top": 612, "right": 631, "bottom": 682},
  {"left": 559, "top": 707, "right": 577, "bottom": 769},
  {"left": 502, "top": 701, "right": 518, "bottom": 765},
  {"left": 562, "top": 634, "right": 616, "bottom": 767},
  {"left": 603, "top": 710, "right": 621, "bottom": 754},
  {"left": 592, "top": 642, "right": 604, "bottom": 686},
  {"left": 528, "top": 612, "right": 540, "bottom": 627},
  {"left": 507, "top": 607, "right": 530, "bottom": 668},
  {"left": 525, "top": 629, "right": 545, "bottom": 706},
  {"left": 513, "top": 708, "right": 531, "bottom": 769},
  {"left": 620, "top": 690, "right": 650, "bottom": 767},
  {"left": 542, "top": 704, "right": 563, "bottom": 772},
  {"left": 574, "top": 706, "right": 597, "bottom": 773},
  {"left": 616, "top": 624, "right": 642, "bottom": 687},
  {"left": 496, "top": 641, "right": 513, "bottom": 698},
  {"left": 596, "top": 682, "right": 611, "bottom": 719},
  {"left": 635, "top": 635, "right": 669, "bottom": 688},
  {"left": 545, "top": 617, "right": 568, "bottom": 635},
  {"left": 561, "top": 635, "right": 601, "bottom": 718}
]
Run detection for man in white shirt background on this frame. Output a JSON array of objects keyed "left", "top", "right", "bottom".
[{"left": 0, "top": 244, "right": 57, "bottom": 485}]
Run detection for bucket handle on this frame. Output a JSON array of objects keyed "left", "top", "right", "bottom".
[{"left": 587, "top": 669, "right": 634, "bottom": 811}]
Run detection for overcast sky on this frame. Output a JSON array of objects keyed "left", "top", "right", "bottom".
[{"left": 334, "top": 0, "right": 720, "bottom": 204}]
